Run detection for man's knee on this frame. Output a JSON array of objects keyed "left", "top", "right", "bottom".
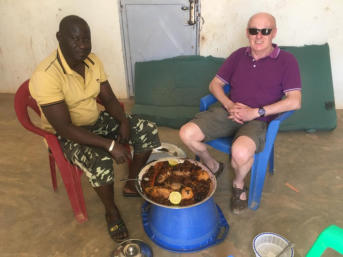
[
  {"left": 179, "top": 122, "right": 204, "bottom": 143},
  {"left": 129, "top": 115, "right": 158, "bottom": 137},
  {"left": 231, "top": 136, "right": 256, "bottom": 166},
  {"left": 231, "top": 148, "right": 251, "bottom": 167},
  {"left": 128, "top": 114, "right": 160, "bottom": 152}
]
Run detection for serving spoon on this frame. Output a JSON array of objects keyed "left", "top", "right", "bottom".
[{"left": 120, "top": 177, "right": 149, "bottom": 182}]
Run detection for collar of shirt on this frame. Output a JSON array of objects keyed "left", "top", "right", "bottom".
[
  {"left": 56, "top": 46, "right": 93, "bottom": 75},
  {"left": 245, "top": 43, "right": 281, "bottom": 60}
]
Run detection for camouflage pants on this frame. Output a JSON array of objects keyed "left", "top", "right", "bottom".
[{"left": 57, "top": 111, "right": 160, "bottom": 187}]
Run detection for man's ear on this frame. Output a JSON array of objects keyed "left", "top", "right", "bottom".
[
  {"left": 271, "top": 28, "right": 277, "bottom": 39},
  {"left": 56, "top": 31, "right": 61, "bottom": 42}
]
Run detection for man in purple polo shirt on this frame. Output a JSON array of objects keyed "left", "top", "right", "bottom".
[{"left": 179, "top": 12, "right": 301, "bottom": 214}]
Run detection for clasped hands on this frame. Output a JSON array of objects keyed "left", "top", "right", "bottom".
[{"left": 226, "top": 102, "right": 258, "bottom": 124}]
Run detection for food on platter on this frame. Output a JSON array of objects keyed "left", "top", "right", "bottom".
[{"left": 140, "top": 159, "right": 212, "bottom": 206}]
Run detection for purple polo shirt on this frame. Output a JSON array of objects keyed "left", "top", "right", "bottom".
[{"left": 216, "top": 44, "right": 301, "bottom": 122}]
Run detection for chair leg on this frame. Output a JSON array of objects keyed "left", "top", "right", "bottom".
[
  {"left": 269, "top": 146, "right": 274, "bottom": 175},
  {"left": 58, "top": 163, "right": 88, "bottom": 223},
  {"left": 48, "top": 152, "right": 58, "bottom": 191},
  {"left": 248, "top": 154, "right": 269, "bottom": 210},
  {"left": 70, "top": 165, "right": 88, "bottom": 223}
]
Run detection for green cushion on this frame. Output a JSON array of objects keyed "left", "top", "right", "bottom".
[
  {"left": 134, "top": 55, "right": 224, "bottom": 107},
  {"left": 279, "top": 44, "right": 336, "bottom": 131},
  {"left": 131, "top": 104, "right": 199, "bottom": 128}
]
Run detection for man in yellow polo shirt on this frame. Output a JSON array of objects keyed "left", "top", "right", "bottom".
[{"left": 29, "top": 15, "right": 161, "bottom": 242}]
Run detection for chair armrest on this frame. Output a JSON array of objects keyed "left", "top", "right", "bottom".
[
  {"left": 273, "top": 110, "right": 295, "bottom": 122},
  {"left": 264, "top": 110, "right": 295, "bottom": 154},
  {"left": 45, "top": 134, "right": 69, "bottom": 164},
  {"left": 200, "top": 84, "right": 230, "bottom": 111},
  {"left": 267, "top": 110, "right": 295, "bottom": 134}
]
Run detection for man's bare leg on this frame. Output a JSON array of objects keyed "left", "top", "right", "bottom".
[
  {"left": 179, "top": 122, "right": 220, "bottom": 172},
  {"left": 93, "top": 183, "right": 128, "bottom": 241},
  {"left": 230, "top": 136, "right": 256, "bottom": 213},
  {"left": 123, "top": 150, "right": 152, "bottom": 195}
]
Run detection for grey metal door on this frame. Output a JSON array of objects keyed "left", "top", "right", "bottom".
[{"left": 120, "top": 0, "right": 200, "bottom": 96}]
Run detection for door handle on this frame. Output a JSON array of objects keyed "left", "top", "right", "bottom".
[{"left": 187, "top": 0, "right": 196, "bottom": 25}]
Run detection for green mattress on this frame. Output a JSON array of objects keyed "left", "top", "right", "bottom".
[{"left": 132, "top": 44, "right": 337, "bottom": 131}]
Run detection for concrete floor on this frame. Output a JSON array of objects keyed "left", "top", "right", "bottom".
[{"left": 1, "top": 93, "right": 342, "bottom": 257}]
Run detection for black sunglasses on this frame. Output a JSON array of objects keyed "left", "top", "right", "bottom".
[{"left": 248, "top": 28, "right": 273, "bottom": 36}]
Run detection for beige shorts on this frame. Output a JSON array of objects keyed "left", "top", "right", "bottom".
[{"left": 191, "top": 106, "right": 267, "bottom": 152}]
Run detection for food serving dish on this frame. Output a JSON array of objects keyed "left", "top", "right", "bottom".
[{"left": 136, "top": 157, "right": 216, "bottom": 209}]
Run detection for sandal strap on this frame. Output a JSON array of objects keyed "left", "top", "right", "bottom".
[
  {"left": 106, "top": 216, "right": 129, "bottom": 242},
  {"left": 231, "top": 186, "right": 248, "bottom": 213},
  {"left": 109, "top": 222, "right": 125, "bottom": 233},
  {"left": 232, "top": 186, "right": 248, "bottom": 199}
]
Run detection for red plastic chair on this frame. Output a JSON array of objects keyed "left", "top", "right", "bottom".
[{"left": 14, "top": 79, "right": 129, "bottom": 223}]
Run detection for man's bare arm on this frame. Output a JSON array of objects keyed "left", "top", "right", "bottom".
[
  {"left": 209, "top": 76, "right": 234, "bottom": 111},
  {"left": 263, "top": 90, "right": 301, "bottom": 116},
  {"left": 42, "top": 98, "right": 130, "bottom": 163},
  {"left": 41, "top": 102, "right": 111, "bottom": 150},
  {"left": 98, "top": 81, "right": 127, "bottom": 123},
  {"left": 231, "top": 90, "right": 302, "bottom": 122},
  {"left": 98, "top": 81, "right": 130, "bottom": 144}
]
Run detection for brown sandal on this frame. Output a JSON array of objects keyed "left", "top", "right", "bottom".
[{"left": 231, "top": 186, "right": 248, "bottom": 214}]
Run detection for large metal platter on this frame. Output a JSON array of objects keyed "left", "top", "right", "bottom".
[{"left": 136, "top": 157, "right": 217, "bottom": 209}]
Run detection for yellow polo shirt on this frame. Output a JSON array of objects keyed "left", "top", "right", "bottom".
[{"left": 29, "top": 47, "right": 107, "bottom": 133}]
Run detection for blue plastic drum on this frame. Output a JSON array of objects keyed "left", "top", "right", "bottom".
[{"left": 138, "top": 158, "right": 229, "bottom": 253}]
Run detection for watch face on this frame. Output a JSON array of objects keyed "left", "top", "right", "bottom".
[{"left": 258, "top": 108, "right": 265, "bottom": 117}]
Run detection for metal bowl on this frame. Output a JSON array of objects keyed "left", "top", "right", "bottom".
[{"left": 112, "top": 238, "right": 153, "bottom": 257}]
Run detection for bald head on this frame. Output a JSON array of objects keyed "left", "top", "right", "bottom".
[
  {"left": 59, "top": 15, "right": 89, "bottom": 34},
  {"left": 248, "top": 12, "right": 276, "bottom": 29}
]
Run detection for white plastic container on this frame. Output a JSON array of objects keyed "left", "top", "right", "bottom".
[{"left": 253, "top": 232, "right": 294, "bottom": 257}]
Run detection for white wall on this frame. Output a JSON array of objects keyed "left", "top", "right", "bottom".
[
  {"left": 0, "top": 0, "right": 128, "bottom": 97},
  {"left": 1, "top": 0, "right": 343, "bottom": 108}
]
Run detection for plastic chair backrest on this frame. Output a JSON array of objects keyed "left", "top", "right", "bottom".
[
  {"left": 306, "top": 225, "right": 343, "bottom": 257},
  {"left": 14, "top": 79, "right": 50, "bottom": 138}
]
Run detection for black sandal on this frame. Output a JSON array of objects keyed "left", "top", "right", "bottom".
[
  {"left": 106, "top": 215, "right": 129, "bottom": 243},
  {"left": 213, "top": 161, "right": 224, "bottom": 178},
  {"left": 203, "top": 161, "right": 224, "bottom": 178},
  {"left": 231, "top": 186, "right": 248, "bottom": 214}
]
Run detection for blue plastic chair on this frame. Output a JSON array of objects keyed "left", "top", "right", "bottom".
[{"left": 199, "top": 84, "right": 294, "bottom": 210}]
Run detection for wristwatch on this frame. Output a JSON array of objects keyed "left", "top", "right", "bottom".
[{"left": 258, "top": 107, "right": 266, "bottom": 117}]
